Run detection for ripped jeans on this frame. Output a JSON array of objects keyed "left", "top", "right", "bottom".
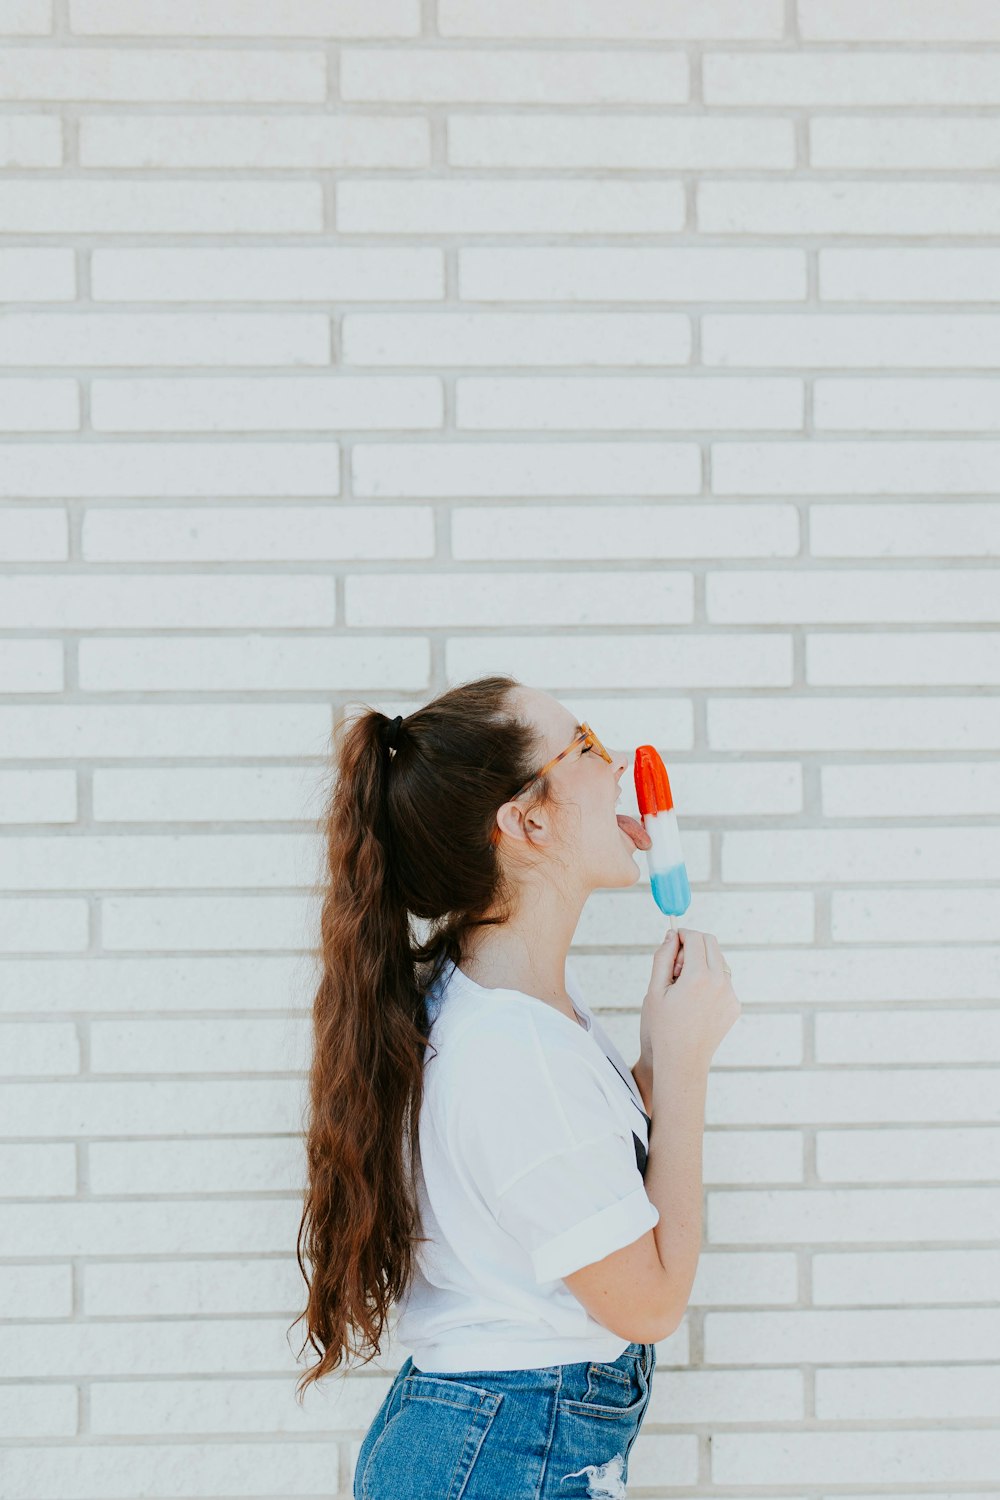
[{"left": 353, "top": 1340, "right": 656, "bottom": 1500}]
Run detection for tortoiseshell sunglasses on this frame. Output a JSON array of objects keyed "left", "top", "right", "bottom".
[{"left": 490, "top": 722, "right": 614, "bottom": 845}]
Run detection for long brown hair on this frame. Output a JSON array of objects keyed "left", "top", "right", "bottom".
[{"left": 291, "top": 674, "right": 561, "bottom": 1396}]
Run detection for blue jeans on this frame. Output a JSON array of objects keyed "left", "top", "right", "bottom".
[{"left": 353, "top": 1340, "right": 657, "bottom": 1500}]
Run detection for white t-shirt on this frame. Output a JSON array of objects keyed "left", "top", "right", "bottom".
[{"left": 393, "top": 955, "right": 659, "bottom": 1372}]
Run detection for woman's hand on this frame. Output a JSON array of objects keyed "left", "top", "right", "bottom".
[{"left": 641, "top": 926, "right": 740, "bottom": 1078}]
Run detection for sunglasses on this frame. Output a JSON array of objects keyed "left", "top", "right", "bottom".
[{"left": 490, "top": 722, "right": 614, "bottom": 846}]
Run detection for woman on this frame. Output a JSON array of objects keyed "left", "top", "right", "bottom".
[{"left": 293, "top": 675, "right": 740, "bottom": 1499}]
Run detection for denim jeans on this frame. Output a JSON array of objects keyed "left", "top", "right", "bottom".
[{"left": 353, "top": 1340, "right": 657, "bottom": 1500}]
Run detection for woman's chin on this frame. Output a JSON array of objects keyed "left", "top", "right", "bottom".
[
  {"left": 610, "top": 845, "right": 644, "bottom": 887},
  {"left": 592, "top": 834, "right": 646, "bottom": 889}
]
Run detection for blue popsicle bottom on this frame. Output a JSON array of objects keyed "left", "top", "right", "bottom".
[{"left": 650, "top": 864, "right": 691, "bottom": 918}]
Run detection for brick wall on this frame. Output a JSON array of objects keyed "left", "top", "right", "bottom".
[{"left": 2, "top": 3, "right": 999, "bottom": 1496}]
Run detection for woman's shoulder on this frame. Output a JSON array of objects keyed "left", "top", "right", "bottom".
[{"left": 428, "top": 993, "right": 614, "bottom": 1115}]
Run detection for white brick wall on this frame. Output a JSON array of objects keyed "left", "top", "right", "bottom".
[{"left": 1, "top": 3, "right": 997, "bottom": 1496}]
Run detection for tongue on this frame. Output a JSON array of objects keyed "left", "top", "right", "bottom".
[{"left": 617, "top": 813, "right": 652, "bottom": 851}]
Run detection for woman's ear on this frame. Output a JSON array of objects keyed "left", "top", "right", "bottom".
[{"left": 493, "top": 800, "right": 525, "bottom": 845}]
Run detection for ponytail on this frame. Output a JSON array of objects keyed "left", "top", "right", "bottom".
[{"left": 291, "top": 676, "right": 555, "bottom": 1393}]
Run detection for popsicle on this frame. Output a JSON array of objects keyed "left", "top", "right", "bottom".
[{"left": 633, "top": 745, "right": 691, "bottom": 929}]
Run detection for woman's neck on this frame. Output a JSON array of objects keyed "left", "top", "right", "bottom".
[
  {"left": 459, "top": 933, "right": 578, "bottom": 1018},
  {"left": 458, "top": 881, "right": 587, "bottom": 1017}
]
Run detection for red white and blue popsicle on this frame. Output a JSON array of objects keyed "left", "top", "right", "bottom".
[{"left": 633, "top": 745, "right": 691, "bottom": 929}]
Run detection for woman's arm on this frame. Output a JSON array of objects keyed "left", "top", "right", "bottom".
[
  {"left": 643, "top": 1057, "right": 710, "bottom": 1330},
  {"left": 562, "top": 1054, "right": 710, "bottom": 1343},
  {"left": 631, "top": 1056, "right": 654, "bottom": 1114}
]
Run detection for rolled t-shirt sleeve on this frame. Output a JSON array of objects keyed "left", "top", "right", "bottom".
[
  {"left": 449, "top": 1013, "right": 659, "bottom": 1284},
  {"left": 496, "top": 1133, "right": 659, "bottom": 1283}
]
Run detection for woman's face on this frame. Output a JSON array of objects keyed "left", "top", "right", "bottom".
[{"left": 500, "top": 689, "right": 651, "bottom": 893}]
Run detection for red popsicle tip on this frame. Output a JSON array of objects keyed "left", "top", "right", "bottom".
[{"left": 633, "top": 744, "right": 675, "bottom": 817}]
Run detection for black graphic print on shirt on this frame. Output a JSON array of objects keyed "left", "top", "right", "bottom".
[{"left": 600, "top": 1052, "right": 652, "bottom": 1180}]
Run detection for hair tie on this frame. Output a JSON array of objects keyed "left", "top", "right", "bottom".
[{"left": 384, "top": 714, "right": 403, "bottom": 754}]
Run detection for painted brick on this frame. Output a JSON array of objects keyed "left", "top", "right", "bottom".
[
  {"left": 89, "top": 1375, "right": 369, "bottom": 1435},
  {"left": 806, "top": 632, "right": 1000, "bottom": 686},
  {"left": 704, "top": 311, "right": 1000, "bottom": 366},
  {"left": 799, "top": 1, "right": 1000, "bottom": 41},
  {"left": 810, "top": 501, "right": 1000, "bottom": 557},
  {"left": 0, "top": 314, "right": 329, "bottom": 365},
  {"left": 711, "top": 1429, "right": 1000, "bottom": 1487},
  {"left": 340, "top": 48, "right": 689, "bottom": 103},
  {"left": 704, "top": 51, "right": 1000, "bottom": 106},
  {"left": 832, "top": 888, "right": 999, "bottom": 943},
  {"left": 814, "top": 376, "right": 1000, "bottom": 429},
  {"left": 813, "top": 1248, "right": 1000, "bottom": 1306},
  {"left": 346, "top": 570, "right": 695, "bottom": 628},
  {"left": 449, "top": 114, "right": 794, "bottom": 169},
  {"left": 722, "top": 828, "right": 1000, "bottom": 883},
  {"left": 0, "top": 443, "right": 339, "bottom": 499},
  {"left": 0, "top": 1442, "right": 345, "bottom": 1499},
  {"left": 823, "top": 761, "right": 1000, "bottom": 818},
  {"left": 0, "top": 706, "right": 333, "bottom": 761},
  {"left": 0, "top": 769, "right": 75, "bottom": 822},
  {"left": 79, "top": 634, "right": 429, "bottom": 693},
  {"left": 809, "top": 116, "right": 1000, "bottom": 171},
  {"left": 0, "top": 0, "right": 53, "bottom": 34},
  {"left": 342, "top": 311, "right": 691, "bottom": 365},
  {"left": 80, "top": 113, "right": 429, "bottom": 168},
  {"left": 0, "top": 834, "right": 319, "bottom": 888},
  {"left": 338, "top": 179, "right": 686, "bottom": 236},
  {"left": 81, "top": 507, "right": 433, "bottom": 563},
  {"left": 0, "top": 956, "right": 311, "bottom": 1013},
  {"left": 91, "top": 247, "right": 443, "bottom": 301},
  {"left": 452, "top": 503, "right": 799, "bottom": 560},
  {"left": 710, "top": 568, "right": 999, "bottom": 620},
  {"left": 0, "top": 376, "right": 78, "bottom": 430},
  {"left": 459, "top": 247, "right": 806, "bottom": 302},
  {"left": 353, "top": 441, "right": 700, "bottom": 496},
  {"left": 91, "top": 376, "right": 442, "bottom": 431},
  {"left": 70, "top": 0, "right": 420, "bottom": 36},
  {"left": 0, "top": 897, "right": 88, "bottom": 952},
  {"left": 438, "top": 1, "right": 784, "bottom": 39},
  {"left": 708, "top": 696, "right": 1000, "bottom": 751},
  {"left": 0, "top": 1021, "right": 80, "bottom": 1074},
  {"left": 816, "top": 1363, "right": 1000, "bottom": 1421},
  {"left": 700, "top": 180, "right": 1000, "bottom": 236},
  {"left": 0, "top": 641, "right": 64, "bottom": 693},
  {"left": 0, "top": 246, "right": 73, "bottom": 299},
  {"left": 819, "top": 246, "right": 1000, "bottom": 301},
  {"left": 715, "top": 442, "right": 1000, "bottom": 495},
  {"left": 0, "top": 47, "right": 326, "bottom": 100},
  {"left": 0, "top": 180, "right": 322, "bottom": 233},
  {"left": 0, "top": 112, "right": 61, "bottom": 163},
  {"left": 89, "top": 765, "right": 352, "bottom": 823},
  {"left": 455, "top": 375, "right": 803, "bottom": 430}
]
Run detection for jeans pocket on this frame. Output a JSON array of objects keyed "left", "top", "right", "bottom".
[
  {"left": 558, "top": 1355, "right": 648, "bottom": 1421},
  {"left": 360, "top": 1373, "right": 503, "bottom": 1500}
]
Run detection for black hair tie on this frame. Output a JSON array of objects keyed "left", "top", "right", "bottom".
[{"left": 384, "top": 714, "right": 403, "bottom": 753}]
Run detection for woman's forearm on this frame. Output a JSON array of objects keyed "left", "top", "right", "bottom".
[
  {"left": 631, "top": 1056, "right": 654, "bottom": 1114},
  {"left": 644, "top": 1062, "right": 709, "bottom": 1335}
]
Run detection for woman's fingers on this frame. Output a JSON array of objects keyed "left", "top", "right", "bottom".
[
  {"left": 678, "top": 927, "right": 707, "bottom": 970},
  {"left": 703, "top": 932, "right": 724, "bottom": 973}
]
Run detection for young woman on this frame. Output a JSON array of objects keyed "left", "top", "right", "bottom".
[{"left": 293, "top": 674, "right": 740, "bottom": 1500}]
